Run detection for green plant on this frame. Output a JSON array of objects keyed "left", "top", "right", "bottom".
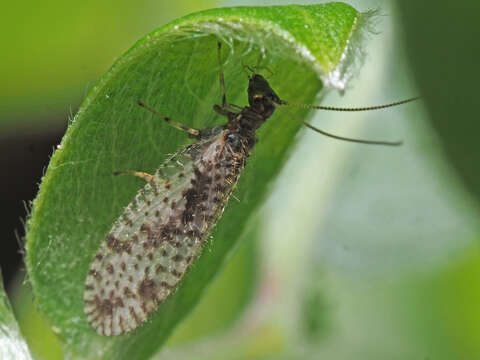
[{"left": 18, "top": 3, "right": 364, "bottom": 359}]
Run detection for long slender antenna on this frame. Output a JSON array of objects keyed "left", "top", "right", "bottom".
[
  {"left": 281, "top": 96, "right": 420, "bottom": 112},
  {"left": 275, "top": 104, "right": 402, "bottom": 146}
]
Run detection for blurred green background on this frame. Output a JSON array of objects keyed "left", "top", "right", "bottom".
[{"left": 2, "top": 0, "right": 480, "bottom": 359}]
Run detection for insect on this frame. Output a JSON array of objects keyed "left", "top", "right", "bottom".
[{"left": 83, "top": 42, "right": 418, "bottom": 336}]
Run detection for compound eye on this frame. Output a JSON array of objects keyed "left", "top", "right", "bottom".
[{"left": 253, "top": 94, "right": 263, "bottom": 103}]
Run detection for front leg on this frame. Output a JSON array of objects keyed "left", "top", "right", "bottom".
[
  {"left": 113, "top": 170, "right": 164, "bottom": 191},
  {"left": 213, "top": 104, "right": 232, "bottom": 117},
  {"left": 213, "top": 103, "right": 243, "bottom": 116}
]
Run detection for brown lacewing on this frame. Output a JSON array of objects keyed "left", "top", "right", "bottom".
[{"left": 83, "top": 42, "right": 418, "bottom": 336}]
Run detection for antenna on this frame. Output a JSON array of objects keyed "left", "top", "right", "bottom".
[
  {"left": 280, "top": 96, "right": 420, "bottom": 112},
  {"left": 275, "top": 105, "right": 403, "bottom": 146},
  {"left": 274, "top": 96, "right": 419, "bottom": 146}
]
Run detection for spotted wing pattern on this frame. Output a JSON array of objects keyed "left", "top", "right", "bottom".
[{"left": 84, "top": 129, "right": 246, "bottom": 336}]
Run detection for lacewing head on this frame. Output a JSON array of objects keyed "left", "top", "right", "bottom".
[{"left": 248, "top": 74, "right": 281, "bottom": 117}]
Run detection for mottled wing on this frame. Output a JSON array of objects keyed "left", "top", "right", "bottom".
[{"left": 84, "top": 129, "right": 245, "bottom": 336}]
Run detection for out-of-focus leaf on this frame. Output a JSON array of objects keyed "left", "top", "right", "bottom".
[
  {"left": 397, "top": 1, "right": 480, "bottom": 204},
  {"left": 0, "top": 271, "right": 33, "bottom": 360},
  {"left": 0, "top": 0, "right": 214, "bottom": 129}
]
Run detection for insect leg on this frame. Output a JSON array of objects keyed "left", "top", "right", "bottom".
[
  {"left": 113, "top": 171, "right": 160, "bottom": 188},
  {"left": 213, "top": 104, "right": 231, "bottom": 116},
  {"left": 138, "top": 101, "right": 200, "bottom": 138},
  {"left": 217, "top": 42, "right": 227, "bottom": 108}
]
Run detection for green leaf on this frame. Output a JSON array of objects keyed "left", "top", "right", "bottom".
[
  {"left": 26, "top": 3, "right": 363, "bottom": 358},
  {"left": 11, "top": 279, "right": 64, "bottom": 360},
  {"left": 0, "top": 271, "right": 33, "bottom": 360},
  {"left": 1, "top": 0, "right": 216, "bottom": 130},
  {"left": 396, "top": 1, "right": 480, "bottom": 204},
  {"left": 399, "top": 245, "right": 480, "bottom": 359}
]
